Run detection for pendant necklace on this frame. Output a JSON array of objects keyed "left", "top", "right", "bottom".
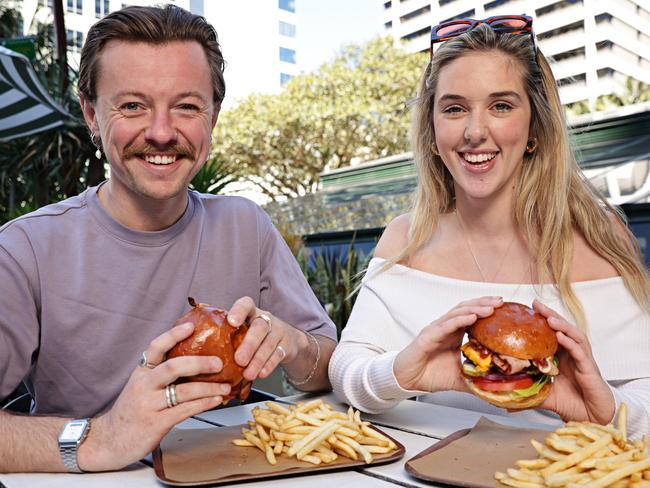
[{"left": 455, "top": 210, "right": 517, "bottom": 283}]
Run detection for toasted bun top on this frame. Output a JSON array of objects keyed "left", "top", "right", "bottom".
[{"left": 468, "top": 302, "right": 558, "bottom": 359}]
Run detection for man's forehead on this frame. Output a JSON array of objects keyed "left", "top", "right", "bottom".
[{"left": 94, "top": 39, "right": 213, "bottom": 98}]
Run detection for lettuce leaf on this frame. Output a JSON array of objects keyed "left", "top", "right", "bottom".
[{"left": 510, "top": 375, "right": 550, "bottom": 399}]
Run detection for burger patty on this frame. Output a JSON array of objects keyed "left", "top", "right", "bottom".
[{"left": 462, "top": 337, "right": 559, "bottom": 377}]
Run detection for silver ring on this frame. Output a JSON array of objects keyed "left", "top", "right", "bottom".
[
  {"left": 165, "top": 384, "right": 178, "bottom": 408},
  {"left": 255, "top": 313, "right": 272, "bottom": 335},
  {"left": 276, "top": 345, "right": 286, "bottom": 361},
  {"left": 138, "top": 351, "right": 157, "bottom": 369}
]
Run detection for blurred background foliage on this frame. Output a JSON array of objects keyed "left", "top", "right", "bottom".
[
  {"left": 211, "top": 37, "right": 426, "bottom": 200},
  {"left": 0, "top": 3, "right": 101, "bottom": 224}
]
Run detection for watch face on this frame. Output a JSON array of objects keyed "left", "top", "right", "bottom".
[{"left": 60, "top": 420, "right": 88, "bottom": 442}]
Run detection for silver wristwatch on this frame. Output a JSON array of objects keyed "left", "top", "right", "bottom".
[{"left": 58, "top": 418, "right": 90, "bottom": 473}]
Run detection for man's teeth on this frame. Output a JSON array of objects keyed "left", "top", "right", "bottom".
[
  {"left": 463, "top": 152, "right": 496, "bottom": 163},
  {"left": 144, "top": 155, "right": 177, "bottom": 165}
]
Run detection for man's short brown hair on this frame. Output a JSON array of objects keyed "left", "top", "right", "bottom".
[{"left": 78, "top": 4, "right": 225, "bottom": 104}]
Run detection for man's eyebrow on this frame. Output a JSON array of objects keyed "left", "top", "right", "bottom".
[
  {"left": 111, "top": 91, "right": 149, "bottom": 101},
  {"left": 110, "top": 91, "right": 210, "bottom": 102},
  {"left": 176, "top": 91, "right": 209, "bottom": 102}
]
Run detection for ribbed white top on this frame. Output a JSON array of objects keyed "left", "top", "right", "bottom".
[{"left": 329, "top": 258, "right": 650, "bottom": 438}]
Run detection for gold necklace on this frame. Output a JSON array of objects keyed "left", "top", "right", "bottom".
[{"left": 455, "top": 210, "right": 517, "bottom": 283}]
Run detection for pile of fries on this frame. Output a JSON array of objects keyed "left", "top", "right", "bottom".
[
  {"left": 496, "top": 405, "right": 650, "bottom": 488},
  {"left": 232, "top": 399, "right": 397, "bottom": 466}
]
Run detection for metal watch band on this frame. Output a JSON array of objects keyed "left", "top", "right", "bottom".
[{"left": 59, "top": 443, "right": 83, "bottom": 473}]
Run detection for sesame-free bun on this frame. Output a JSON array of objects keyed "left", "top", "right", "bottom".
[
  {"left": 468, "top": 302, "right": 558, "bottom": 360},
  {"left": 462, "top": 375, "right": 552, "bottom": 409}
]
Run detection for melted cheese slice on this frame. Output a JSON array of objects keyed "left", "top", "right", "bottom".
[{"left": 461, "top": 342, "right": 492, "bottom": 372}]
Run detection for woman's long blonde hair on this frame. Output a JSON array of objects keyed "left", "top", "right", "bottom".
[{"left": 396, "top": 24, "right": 650, "bottom": 329}]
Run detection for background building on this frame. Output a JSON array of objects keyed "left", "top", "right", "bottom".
[
  {"left": 382, "top": 0, "right": 650, "bottom": 109},
  {"left": 15, "top": 0, "right": 299, "bottom": 109}
]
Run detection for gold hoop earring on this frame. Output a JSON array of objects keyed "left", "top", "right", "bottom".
[
  {"left": 525, "top": 138, "right": 538, "bottom": 154},
  {"left": 431, "top": 142, "right": 439, "bottom": 156}
]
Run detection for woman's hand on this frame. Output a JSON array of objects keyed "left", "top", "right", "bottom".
[
  {"left": 227, "top": 296, "right": 306, "bottom": 381},
  {"left": 394, "top": 296, "right": 503, "bottom": 393},
  {"left": 77, "top": 322, "right": 230, "bottom": 471},
  {"left": 534, "top": 300, "right": 616, "bottom": 425}
]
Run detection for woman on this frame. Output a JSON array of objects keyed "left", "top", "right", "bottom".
[{"left": 329, "top": 17, "right": 650, "bottom": 438}]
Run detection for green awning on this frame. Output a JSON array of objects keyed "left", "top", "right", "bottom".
[{"left": 0, "top": 45, "right": 71, "bottom": 141}]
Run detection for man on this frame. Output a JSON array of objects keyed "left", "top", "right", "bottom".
[{"left": 0, "top": 5, "right": 336, "bottom": 473}]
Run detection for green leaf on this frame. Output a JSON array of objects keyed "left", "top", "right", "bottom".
[{"left": 510, "top": 375, "right": 550, "bottom": 399}]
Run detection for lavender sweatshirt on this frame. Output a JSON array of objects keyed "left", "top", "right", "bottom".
[{"left": 0, "top": 185, "right": 335, "bottom": 417}]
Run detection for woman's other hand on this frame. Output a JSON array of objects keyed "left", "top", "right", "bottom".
[{"left": 534, "top": 300, "right": 616, "bottom": 425}]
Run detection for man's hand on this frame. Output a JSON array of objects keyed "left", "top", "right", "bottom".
[{"left": 77, "top": 322, "right": 230, "bottom": 471}]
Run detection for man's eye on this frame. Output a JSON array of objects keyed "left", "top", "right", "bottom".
[
  {"left": 121, "top": 102, "right": 140, "bottom": 111},
  {"left": 179, "top": 104, "right": 199, "bottom": 111}
]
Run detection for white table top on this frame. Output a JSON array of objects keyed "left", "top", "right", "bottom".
[{"left": 0, "top": 392, "right": 554, "bottom": 488}]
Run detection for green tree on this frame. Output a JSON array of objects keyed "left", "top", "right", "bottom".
[{"left": 212, "top": 37, "right": 426, "bottom": 200}]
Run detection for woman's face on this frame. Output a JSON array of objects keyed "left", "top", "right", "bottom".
[{"left": 433, "top": 50, "right": 531, "bottom": 205}]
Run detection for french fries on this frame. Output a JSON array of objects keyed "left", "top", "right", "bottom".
[
  {"left": 232, "top": 400, "right": 397, "bottom": 465},
  {"left": 496, "top": 403, "right": 650, "bottom": 488}
]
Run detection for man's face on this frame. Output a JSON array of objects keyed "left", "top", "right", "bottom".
[{"left": 81, "top": 40, "right": 219, "bottom": 204}]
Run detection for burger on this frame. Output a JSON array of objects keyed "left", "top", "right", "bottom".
[
  {"left": 167, "top": 297, "right": 252, "bottom": 403},
  {"left": 460, "top": 301, "right": 559, "bottom": 409}
]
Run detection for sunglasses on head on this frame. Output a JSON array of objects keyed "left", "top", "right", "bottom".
[{"left": 429, "top": 14, "right": 535, "bottom": 59}]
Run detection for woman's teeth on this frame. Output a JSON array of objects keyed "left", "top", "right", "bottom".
[
  {"left": 144, "top": 155, "right": 177, "bottom": 165},
  {"left": 462, "top": 152, "right": 496, "bottom": 163}
]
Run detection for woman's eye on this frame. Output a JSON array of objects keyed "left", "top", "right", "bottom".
[
  {"left": 443, "top": 105, "right": 463, "bottom": 114},
  {"left": 494, "top": 102, "right": 512, "bottom": 112}
]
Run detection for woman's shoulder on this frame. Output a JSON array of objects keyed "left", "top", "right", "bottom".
[
  {"left": 571, "top": 227, "right": 620, "bottom": 281},
  {"left": 374, "top": 213, "right": 411, "bottom": 260}
]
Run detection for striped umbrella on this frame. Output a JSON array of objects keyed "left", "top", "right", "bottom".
[{"left": 0, "top": 45, "right": 71, "bottom": 141}]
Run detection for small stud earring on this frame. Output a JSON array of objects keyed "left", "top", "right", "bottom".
[{"left": 525, "top": 138, "right": 538, "bottom": 154}]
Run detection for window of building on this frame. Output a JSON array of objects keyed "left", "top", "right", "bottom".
[
  {"left": 96, "top": 0, "right": 111, "bottom": 18},
  {"left": 38, "top": 0, "right": 54, "bottom": 7},
  {"left": 280, "top": 73, "right": 292, "bottom": 85},
  {"left": 556, "top": 72, "right": 586, "bottom": 87},
  {"left": 279, "top": 0, "right": 295, "bottom": 13},
  {"left": 66, "top": 0, "right": 83, "bottom": 14},
  {"left": 385, "top": 20, "right": 393, "bottom": 29},
  {"left": 384, "top": 1, "right": 392, "bottom": 9},
  {"left": 279, "top": 21, "right": 296, "bottom": 37},
  {"left": 595, "top": 13, "right": 613, "bottom": 24},
  {"left": 536, "top": 0, "right": 582, "bottom": 17},
  {"left": 401, "top": 25, "right": 429, "bottom": 42},
  {"left": 279, "top": 47, "right": 296, "bottom": 64},
  {"left": 440, "top": 0, "right": 459, "bottom": 5},
  {"left": 66, "top": 29, "right": 83, "bottom": 52},
  {"left": 552, "top": 46, "right": 585, "bottom": 61},
  {"left": 441, "top": 9, "right": 475, "bottom": 23},
  {"left": 537, "top": 20, "right": 584, "bottom": 40},
  {"left": 484, "top": 0, "right": 511, "bottom": 10},
  {"left": 400, "top": 5, "right": 430, "bottom": 23}
]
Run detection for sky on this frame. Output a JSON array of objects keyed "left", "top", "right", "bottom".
[{"left": 297, "top": 0, "right": 385, "bottom": 73}]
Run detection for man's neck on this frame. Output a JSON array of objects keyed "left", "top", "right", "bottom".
[{"left": 96, "top": 181, "right": 189, "bottom": 232}]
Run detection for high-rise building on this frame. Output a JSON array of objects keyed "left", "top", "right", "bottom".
[
  {"left": 382, "top": 0, "right": 650, "bottom": 108},
  {"left": 15, "top": 0, "right": 299, "bottom": 108},
  {"left": 205, "top": 0, "right": 298, "bottom": 108}
]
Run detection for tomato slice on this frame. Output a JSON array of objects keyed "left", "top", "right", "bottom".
[{"left": 470, "top": 376, "right": 534, "bottom": 392}]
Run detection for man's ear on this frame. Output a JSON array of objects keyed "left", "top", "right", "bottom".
[
  {"left": 211, "top": 103, "right": 221, "bottom": 128},
  {"left": 79, "top": 93, "right": 99, "bottom": 135}
]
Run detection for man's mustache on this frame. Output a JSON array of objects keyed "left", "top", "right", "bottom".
[{"left": 122, "top": 143, "right": 195, "bottom": 159}]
